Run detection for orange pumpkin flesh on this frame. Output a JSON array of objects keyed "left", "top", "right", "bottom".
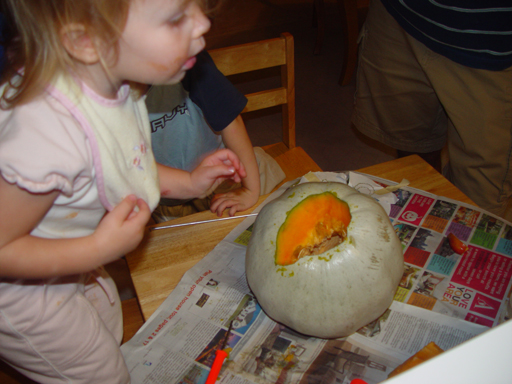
[{"left": 275, "top": 192, "right": 352, "bottom": 266}]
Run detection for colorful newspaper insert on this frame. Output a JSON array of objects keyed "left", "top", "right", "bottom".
[
  {"left": 399, "top": 193, "right": 435, "bottom": 226},
  {"left": 365, "top": 173, "right": 512, "bottom": 328},
  {"left": 451, "top": 247, "right": 512, "bottom": 300}
]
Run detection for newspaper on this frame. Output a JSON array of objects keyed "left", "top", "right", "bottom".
[{"left": 121, "top": 172, "right": 512, "bottom": 383}]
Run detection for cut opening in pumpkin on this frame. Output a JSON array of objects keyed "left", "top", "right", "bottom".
[{"left": 275, "top": 192, "right": 352, "bottom": 266}]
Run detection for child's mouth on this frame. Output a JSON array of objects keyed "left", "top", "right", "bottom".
[{"left": 183, "top": 56, "right": 197, "bottom": 70}]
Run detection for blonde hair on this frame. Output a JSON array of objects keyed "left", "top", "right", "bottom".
[{"left": 1, "top": 0, "right": 131, "bottom": 109}]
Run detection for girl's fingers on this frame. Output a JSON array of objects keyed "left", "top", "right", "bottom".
[
  {"left": 211, "top": 149, "right": 246, "bottom": 176},
  {"left": 115, "top": 195, "right": 139, "bottom": 220},
  {"left": 207, "top": 165, "right": 238, "bottom": 180},
  {"left": 223, "top": 149, "right": 246, "bottom": 178},
  {"left": 134, "top": 198, "right": 151, "bottom": 222},
  {"left": 202, "top": 149, "right": 247, "bottom": 183},
  {"left": 115, "top": 195, "right": 151, "bottom": 224},
  {"left": 236, "top": 160, "right": 247, "bottom": 179}
]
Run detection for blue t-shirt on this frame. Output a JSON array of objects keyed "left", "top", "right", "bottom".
[
  {"left": 381, "top": 0, "right": 512, "bottom": 71},
  {"left": 146, "top": 50, "right": 247, "bottom": 172},
  {"left": 182, "top": 50, "right": 247, "bottom": 131}
]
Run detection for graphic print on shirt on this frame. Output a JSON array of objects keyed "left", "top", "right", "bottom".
[
  {"left": 150, "top": 103, "right": 190, "bottom": 133},
  {"left": 132, "top": 142, "right": 148, "bottom": 171}
]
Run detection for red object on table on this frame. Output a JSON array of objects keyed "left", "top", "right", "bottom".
[
  {"left": 350, "top": 379, "right": 368, "bottom": 384},
  {"left": 205, "top": 322, "right": 233, "bottom": 384},
  {"left": 447, "top": 233, "right": 469, "bottom": 255},
  {"left": 205, "top": 349, "right": 228, "bottom": 384}
]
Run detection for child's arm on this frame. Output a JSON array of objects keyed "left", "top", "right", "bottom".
[
  {"left": 209, "top": 116, "right": 260, "bottom": 216},
  {"left": 0, "top": 176, "right": 151, "bottom": 279},
  {"left": 158, "top": 148, "right": 246, "bottom": 200}
]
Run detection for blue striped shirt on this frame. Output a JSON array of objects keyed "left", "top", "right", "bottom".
[{"left": 381, "top": 0, "right": 512, "bottom": 70}]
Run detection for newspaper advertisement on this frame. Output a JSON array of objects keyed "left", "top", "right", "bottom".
[
  {"left": 358, "top": 173, "right": 512, "bottom": 327},
  {"left": 121, "top": 172, "right": 511, "bottom": 383}
]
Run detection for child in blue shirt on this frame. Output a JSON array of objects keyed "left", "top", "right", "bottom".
[{"left": 147, "top": 50, "right": 284, "bottom": 221}]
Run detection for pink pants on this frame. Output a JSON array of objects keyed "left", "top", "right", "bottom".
[{"left": 0, "top": 267, "right": 130, "bottom": 383}]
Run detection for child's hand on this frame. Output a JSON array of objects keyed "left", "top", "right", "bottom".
[
  {"left": 93, "top": 195, "right": 151, "bottom": 264},
  {"left": 210, "top": 186, "right": 259, "bottom": 217},
  {"left": 190, "top": 149, "right": 247, "bottom": 198}
]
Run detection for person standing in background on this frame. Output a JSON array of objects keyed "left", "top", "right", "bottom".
[{"left": 351, "top": 0, "right": 512, "bottom": 221}]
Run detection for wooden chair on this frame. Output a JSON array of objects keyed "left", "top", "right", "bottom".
[
  {"left": 208, "top": 32, "right": 296, "bottom": 155},
  {"left": 208, "top": 33, "right": 321, "bottom": 186}
]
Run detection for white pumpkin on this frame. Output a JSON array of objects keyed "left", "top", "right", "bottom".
[{"left": 246, "top": 182, "right": 404, "bottom": 338}]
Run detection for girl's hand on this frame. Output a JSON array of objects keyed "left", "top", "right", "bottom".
[
  {"left": 92, "top": 195, "right": 151, "bottom": 264},
  {"left": 190, "top": 149, "right": 247, "bottom": 198},
  {"left": 210, "top": 186, "right": 259, "bottom": 217},
  {"left": 0, "top": 177, "right": 151, "bottom": 278}
]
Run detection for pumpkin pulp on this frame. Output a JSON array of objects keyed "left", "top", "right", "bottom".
[{"left": 275, "top": 192, "right": 352, "bottom": 266}]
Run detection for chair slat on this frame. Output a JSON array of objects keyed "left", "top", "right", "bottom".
[
  {"left": 209, "top": 38, "right": 287, "bottom": 76},
  {"left": 242, "top": 89, "right": 287, "bottom": 113},
  {"left": 209, "top": 32, "right": 296, "bottom": 150}
]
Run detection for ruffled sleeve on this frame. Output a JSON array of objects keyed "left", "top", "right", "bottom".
[{"left": 0, "top": 94, "right": 93, "bottom": 196}]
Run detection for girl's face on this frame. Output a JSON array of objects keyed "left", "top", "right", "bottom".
[{"left": 111, "top": 0, "right": 210, "bottom": 86}]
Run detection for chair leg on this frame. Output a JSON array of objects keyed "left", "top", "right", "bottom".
[
  {"left": 338, "top": 0, "right": 359, "bottom": 86},
  {"left": 313, "top": 0, "right": 325, "bottom": 55}
]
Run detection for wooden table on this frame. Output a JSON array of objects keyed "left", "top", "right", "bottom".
[{"left": 125, "top": 154, "right": 476, "bottom": 321}]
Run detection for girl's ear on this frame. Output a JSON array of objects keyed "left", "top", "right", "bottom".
[{"left": 61, "top": 24, "right": 100, "bottom": 64}]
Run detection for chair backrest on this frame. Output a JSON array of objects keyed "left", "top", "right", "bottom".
[{"left": 208, "top": 32, "right": 296, "bottom": 151}]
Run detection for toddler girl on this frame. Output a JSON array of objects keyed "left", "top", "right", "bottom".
[{"left": 0, "top": 0, "right": 245, "bottom": 382}]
